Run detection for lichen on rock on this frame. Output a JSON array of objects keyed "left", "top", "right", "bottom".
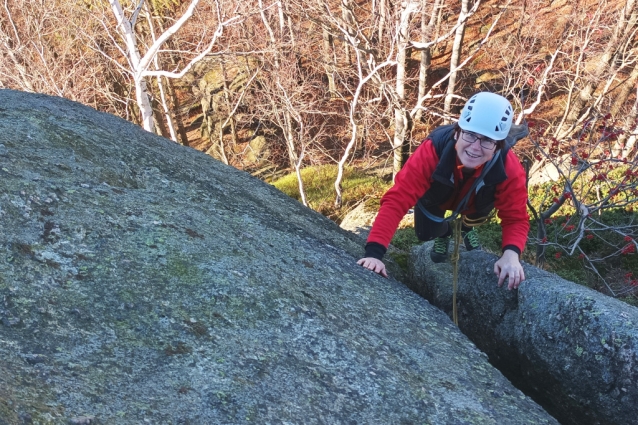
[{"left": 0, "top": 90, "right": 558, "bottom": 424}]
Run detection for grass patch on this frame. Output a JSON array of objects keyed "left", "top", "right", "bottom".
[
  {"left": 388, "top": 252, "right": 410, "bottom": 273},
  {"left": 391, "top": 227, "right": 421, "bottom": 251},
  {"left": 388, "top": 228, "right": 422, "bottom": 274},
  {"left": 271, "top": 164, "right": 390, "bottom": 223}
]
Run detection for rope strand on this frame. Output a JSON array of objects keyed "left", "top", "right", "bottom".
[
  {"left": 450, "top": 212, "right": 492, "bottom": 325},
  {"left": 451, "top": 219, "right": 462, "bottom": 325}
]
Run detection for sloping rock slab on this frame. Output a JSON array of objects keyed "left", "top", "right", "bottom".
[
  {"left": 408, "top": 243, "right": 638, "bottom": 425},
  {"left": 0, "top": 90, "right": 557, "bottom": 424}
]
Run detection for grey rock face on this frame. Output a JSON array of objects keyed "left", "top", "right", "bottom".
[
  {"left": 408, "top": 243, "right": 638, "bottom": 425},
  {"left": 0, "top": 90, "right": 557, "bottom": 424}
]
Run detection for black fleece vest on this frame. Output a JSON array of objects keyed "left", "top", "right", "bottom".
[{"left": 416, "top": 124, "right": 510, "bottom": 215}]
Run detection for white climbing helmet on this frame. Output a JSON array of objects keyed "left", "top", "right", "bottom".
[{"left": 458, "top": 92, "right": 513, "bottom": 141}]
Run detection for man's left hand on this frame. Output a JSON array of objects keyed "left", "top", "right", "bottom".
[{"left": 494, "top": 249, "right": 525, "bottom": 290}]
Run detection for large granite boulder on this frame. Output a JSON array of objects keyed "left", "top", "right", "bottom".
[
  {"left": 408, "top": 243, "right": 638, "bottom": 425},
  {"left": 0, "top": 90, "right": 558, "bottom": 424}
]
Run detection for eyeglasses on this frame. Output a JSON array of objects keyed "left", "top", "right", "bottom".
[{"left": 460, "top": 130, "right": 498, "bottom": 150}]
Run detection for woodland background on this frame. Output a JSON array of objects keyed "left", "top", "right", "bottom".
[{"left": 1, "top": 0, "right": 638, "bottom": 302}]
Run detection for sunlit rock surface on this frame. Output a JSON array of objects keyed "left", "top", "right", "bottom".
[
  {"left": 409, "top": 243, "right": 638, "bottom": 425},
  {"left": 0, "top": 90, "right": 557, "bottom": 424}
]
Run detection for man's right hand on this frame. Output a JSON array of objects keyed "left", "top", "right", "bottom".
[{"left": 357, "top": 257, "right": 388, "bottom": 278}]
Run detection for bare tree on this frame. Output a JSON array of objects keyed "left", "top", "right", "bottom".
[
  {"left": 392, "top": 1, "right": 420, "bottom": 177},
  {"left": 527, "top": 124, "right": 638, "bottom": 297},
  {"left": 415, "top": 0, "right": 443, "bottom": 122},
  {"left": 0, "top": 0, "right": 126, "bottom": 114},
  {"left": 443, "top": 0, "right": 477, "bottom": 123},
  {"left": 409, "top": 1, "right": 503, "bottom": 124},
  {"left": 557, "top": 0, "right": 638, "bottom": 139},
  {"left": 258, "top": 0, "right": 298, "bottom": 169},
  {"left": 97, "top": 0, "right": 242, "bottom": 134},
  {"left": 254, "top": 0, "right": 341, "bottom": 205},
  {"left": 334, "top": 51, "right": 397, "bottom": 207}
]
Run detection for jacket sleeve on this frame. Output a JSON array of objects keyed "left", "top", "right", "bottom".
[
  {"left": 365, "top": 140, "right": 439, "bottom": 258},
  {"left": 494, "top": 150, "right": 530, "bottom": 255}
]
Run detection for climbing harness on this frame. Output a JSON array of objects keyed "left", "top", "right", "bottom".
[
  {"left": 415, "top": 151, "right": 500, "bottom": 325},
  {"left": 417, "top": 150, "right": 502, "bottom": 225},
  {"left": 420, "top": 122, "right": 529, "bottom": 325},
  {"left": 450, "top": 214, "right": 491, "bottom": 325}
]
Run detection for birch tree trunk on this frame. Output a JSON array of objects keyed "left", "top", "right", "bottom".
[
  {"left": 106, "top": 0, "right": 241, "bottom": 137},
  {"left": 321, "top": 25, "right": 337, "bottom": 95},
  {"left": 143, "top": 1, "right": 191, "bottom": 143},
  {"left": 443, "top": 0, "right": 471, "bottom": 123},
  {"left": 559, "top": 0, "right": 637, "bottom": 138},
  {"left": 392, "top": 1, "right": 418, "bottom": 178},
  {"left": 415, "top": 0, "right": 443, "bottom": 122},
  {"left": 378, "top": 0, "right": 386, "bottom": 44},
  {"left": 342, "top": 0, "right": 354, "bottom": 66},
  {"left": 613, "top": 84, "right": 638, "bottom": 159},
  {"left": 144, "top": 4, "right": 178, "bottom": 141},
  {"left": 109, "top": 0, "right": 155, "bottom": 133}
]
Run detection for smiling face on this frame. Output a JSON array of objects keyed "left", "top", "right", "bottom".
[{"left": 454, "top": 130, "right": 498, "bottom": 169}]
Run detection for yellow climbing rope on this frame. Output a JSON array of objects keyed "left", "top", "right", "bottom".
[
  {"left": 451, "top": 219, "right": 462, "bottom": 325},
  {"left": 450, "top": 215, "right": 491, "bottom": 326}
]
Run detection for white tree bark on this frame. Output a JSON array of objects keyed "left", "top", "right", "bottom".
[
  {"left": 109, "top": 0, "right": 155, "bottom": 132},
  {"left": 378, "top": 0, "right": 386, "bottom": 45},
  {"left": 143, "top": 5, "right": 178, "bottom": 141},
  {"left": 410, "top": 0, "right": 483, "bottom": 120},
  {"left": 108, "top": 0, "right": 241, "bottom": 134},
  {"left": 332, "top": 25, "right": 397, "bottom": 206},
  {"left": 0, "top": 1, "right": 35, "bottom": 92},
  {"left": 259, "top": 0, "right": 297, "bottom": 166},
  {"left": 415, "top": 0, "right": 443, "bottom": 122},
  {"left": 392, "top": 1, "right": 419, "bottom": 178},
  {"left": 341, "top": 0, "right": 354, "bottom": 66},
  {"left": 443, "top": 0, "right": 471, "bottom": 123},
  {"left": 515, "top": 45, "right": 561, "bottom": 125}
]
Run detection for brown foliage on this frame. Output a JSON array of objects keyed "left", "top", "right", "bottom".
[{"left": 0, "top": 0, "right": 635, "bottom": 168}]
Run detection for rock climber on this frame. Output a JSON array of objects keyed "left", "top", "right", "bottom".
[{"left": 357, "top": 92, "right": 529, "bottom": 290}]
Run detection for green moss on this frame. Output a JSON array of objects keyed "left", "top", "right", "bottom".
[
  {"left": 0, "top": 368, "right": 59, "bottom": 423},
  {"left": 271, "top": 164, "right": 390, "bottom": 223},
  {"left": 0, "top": 397, "right": 19, "bottom": 424},
  {"left": 618, "top": 296, "right": 638, "bottom": 307},
  {"left": 119, "top": 289, "right": 136, "bottom": 303},
  {"left": 391, "top": 228, "right": 421, "bottom": 251},
  {"left": 202, "top": 67, "right": 224, "bottom": 85},
  {"left": 165, "top": 256, "right": 201, "bottom": 284},
  {"left": 388, "top": 252, "right": 409, "bottom": 273}
]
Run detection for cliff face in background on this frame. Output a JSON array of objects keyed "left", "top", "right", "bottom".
[{"left": 0, "top": 90, "right": 558, "bottom": 424}]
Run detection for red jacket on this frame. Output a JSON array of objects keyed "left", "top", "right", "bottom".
[{"left": 366, "top": 137, "right": 529, "bottom": 258}]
